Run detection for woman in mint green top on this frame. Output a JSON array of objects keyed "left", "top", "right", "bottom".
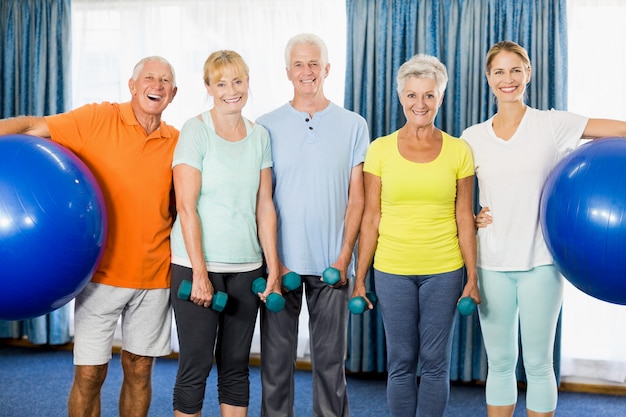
[
  {"left": 352, "top": 54, "right": 480, "bottom": 417},
  {"left": 169, "top": 50, "right": 281, "bottom": 417}
]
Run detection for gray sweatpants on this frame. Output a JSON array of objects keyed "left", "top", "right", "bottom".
[{"left": 260, "top": 274, "right": 350, "bottom": 417}]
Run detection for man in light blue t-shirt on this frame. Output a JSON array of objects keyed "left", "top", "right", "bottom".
[{"left": 256, "top": 33, "right": 370, "bottom": 417}]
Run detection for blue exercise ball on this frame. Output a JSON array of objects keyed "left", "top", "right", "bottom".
[
  {"left": 0, "top": 134, "right": 107, "bottom": 320},
  {"left": 540, "top": 137, "right": 626, "bottom": 305}
]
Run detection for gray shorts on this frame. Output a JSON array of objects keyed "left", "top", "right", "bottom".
[{"left": 73, "top": 282, "right": 172, "bottom": 365}]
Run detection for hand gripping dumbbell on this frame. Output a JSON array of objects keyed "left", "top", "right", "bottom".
[
  {"left": 457, "top": 297, "right": 476, "bottom": 316},
  {"left": 348, "top": 292, "right": 378, "bottom": 314},
  {"left": 322, "top": 267, "right": 341, "bottom": 286},
  {"left": 281, "top": 271, "right": 302, "bottom": 291},
  {"left": 251, "top": 278, "right": 286, "bottom": 313},
  {"left": 177, "top": 280, "right": 228, "bottom": 312}
]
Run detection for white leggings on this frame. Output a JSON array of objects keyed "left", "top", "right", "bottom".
[{"left": 477, "top": 265, "right": 563, "bottom": 413}]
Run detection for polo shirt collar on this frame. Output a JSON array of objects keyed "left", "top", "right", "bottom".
[{"left": 119, "top": 101, "right": 174, "bottom": 140}]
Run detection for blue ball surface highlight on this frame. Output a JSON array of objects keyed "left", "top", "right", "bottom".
[
  {"left": 540, "top": 137, "right": 626, "bottom": 305},
  {"left": 0, "top": 134, "right": 107, "bottom": 320}
]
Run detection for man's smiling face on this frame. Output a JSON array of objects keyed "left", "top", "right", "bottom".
[
  {"left": 129, "top": 60, "right": 177, "bottom": 118},
  {"left": 286, "top": 43, "right": 329, "bottom": 99}
]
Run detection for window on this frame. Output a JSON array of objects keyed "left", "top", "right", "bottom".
[{"left": 71, "top": 0, "right": 346, "bottom": 127}]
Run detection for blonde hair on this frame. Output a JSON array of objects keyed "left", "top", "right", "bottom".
[
  {"left": 203, "top": 50, "right": 249, "bottom": 86},
  {"left": 485, "top": 40, "right": 531, "bottom": 73}
]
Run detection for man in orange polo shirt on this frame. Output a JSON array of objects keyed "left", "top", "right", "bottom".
[{"left": 0, "top": 56, "right": 178, "bottom": 417}]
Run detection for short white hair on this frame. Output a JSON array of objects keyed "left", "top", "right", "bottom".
[
  {"left": 284, "top": 33, "right": 329, "bottom": 67},
  {"left": 132, "top": 56, "right": 177, "bottom": 88},
  {"left": 396, "top": 54, "right": 448, "bottom": 96}
]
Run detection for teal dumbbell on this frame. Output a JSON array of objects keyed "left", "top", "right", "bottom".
[
  {"left": 251, "top": 278, "right": 286, "bottom": 313},
  {"left": 348, "top": 292, "right": 378, "bottom": 314},
  {"left": 281, "top": 271, "right": 302, "bottom": 291},
  {"left": 177, "top": 280, "right": 228, "bottom": 312},
  {"left": 457, "top": 297, "right": 476, "bottom": 316},
  {"left": 322, "top": 267, "right": 341, "bottom": 285}
]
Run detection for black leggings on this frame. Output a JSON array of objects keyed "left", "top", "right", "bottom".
[{"left": 171, "top": 264, "right": 262, "bottom": 413}]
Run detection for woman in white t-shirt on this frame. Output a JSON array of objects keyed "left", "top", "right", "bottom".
[{"left": 462, "top": 40, "right": 626, "bottom": 417}]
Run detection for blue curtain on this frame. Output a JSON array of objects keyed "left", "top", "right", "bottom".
[
  {"left": 344, "top": 0, "right": 568, "bottom": 382},
  {"left": 0, "top": 0, "right": 72, "bottom": 345}
]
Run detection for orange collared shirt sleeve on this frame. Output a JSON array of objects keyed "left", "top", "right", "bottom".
[{"left": 45, "top": 102, "right": 179, "bottom": 289}]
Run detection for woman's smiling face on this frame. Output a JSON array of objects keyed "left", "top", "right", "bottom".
[
  {"left": 206, "top": 65, "right": 249, "bottom": 114},
  {"left": 398, "top": 76, "right": 443, "bottom": 128},
  {"left": 486, "top": 50, "right": 531, "bottom": 104}
]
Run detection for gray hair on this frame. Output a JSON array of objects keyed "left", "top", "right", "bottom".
[
  {"left": 396, "top": 54, "right": 448, "bottom": 96},
  {"left": 284, "top": 33, "right": 329, "bottom": 67},
  {"left": 132, "top": 56, "right": 177, "bottom": 88}
]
